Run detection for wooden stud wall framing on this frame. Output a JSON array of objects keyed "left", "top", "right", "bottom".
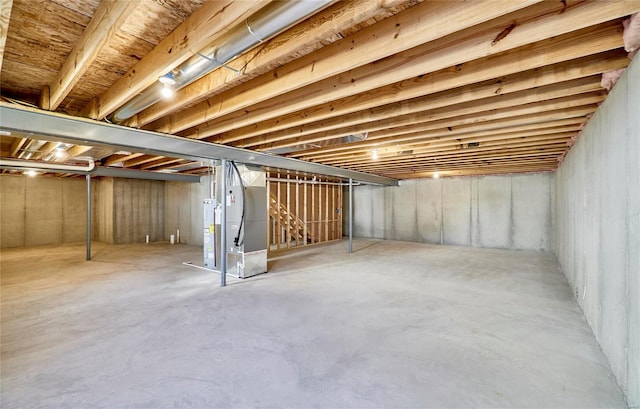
[{"left": 267, "top": 173, "right": 343, "bottom": 251}]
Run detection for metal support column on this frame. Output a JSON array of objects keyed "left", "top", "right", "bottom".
[
  {"left": 348, "top": 178, "right": 353, "bottom": 253},
  {"left": 220, "top": 159, "right": 227, "bottom": 287},
  {"left": 86, "top": 174, "right": 91, "bottom": 261}
]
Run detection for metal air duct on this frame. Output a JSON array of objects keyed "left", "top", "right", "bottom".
[{"left": 111, "top": 0, "right": 334, "bottom": 123}]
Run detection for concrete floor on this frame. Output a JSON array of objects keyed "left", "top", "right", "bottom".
[{"left": 1, "top": 239, "right": 626, "bottom": 408}]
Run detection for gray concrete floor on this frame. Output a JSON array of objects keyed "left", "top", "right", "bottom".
[{"left": 1, "top": 239, "right": 626, "bottom": 408}]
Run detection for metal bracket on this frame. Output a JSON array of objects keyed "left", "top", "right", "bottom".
[
  {"left": 196, "top": 53, "right": 241, "bottom": 74},
  {"left": 246, "top": 19, "right": 264, "bottom": 43}
]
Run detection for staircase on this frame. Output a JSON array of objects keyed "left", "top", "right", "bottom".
[{"left": 269, "top": 194, "right": 309, "bottom": 244}]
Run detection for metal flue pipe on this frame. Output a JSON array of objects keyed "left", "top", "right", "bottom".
[{"left": 111, "top": 0, "right": 333, "bottom": 123}]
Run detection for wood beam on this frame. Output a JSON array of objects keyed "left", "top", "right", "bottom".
[
  {"left": 182, "top": 166, "right": 209, "bottom": 175},
  {"left": 385, "top": 163, "right": 558, "bottom": 179},
  {"left": 223, "top": 29, "right": 624, "bottom": 144},
  {"left": 80, "top": 0, "right": 270, "bottom": 119},
  {"left": 154, "top": 0, "right": 541, "bottom": 134},
  {"left": 293, "top": 105, "right": 596, "bottom": 160},
  {"left": 327, "top": 128, "right": 580, "bottom": 165},
  {"left": 39, "top": 141, "right": 58, "bottom": 159},
  {"left": 347, "top": 146, "right": 568, "bottom": 172},
  {"left": 366, "top": 158, "right": 561, "bottom": 174},
  {"left": 39, "top": 85, "right": 50, "bottom": 110},
  {"left": 0, "top": 0, "right": 13, "bottom": 72},
  {"left": 305, "top": 120, "right": 584, "bottom": 163},
  {"left": 227, "top": 52, "right": 627, "bottom": 146},
  {"left": 139, "top": 157, "right": 183, "bottom": 170},
  {"left": 124, "top": 155, "right": 165, "bottom": 168},
  {"left": 239, "top": 75, "right": 602, "bottom": 149},
  {"left": 134, "top": 0, "right": 409, "bottom": 127},
  {"left": 9, "top": 137, "right": 26, "bottom": 157},
  {"left": 257, "top": 92, "right": 604, "bottom": 152},
  {"left": 174, "top": 1, "right": 634, "bottom": 138},
  {"left": 155, "top": 160, "right": 200, "bottom": 171},
  {"left": 332, "top": 134, "right": 573, "bottom": 167},
  {"left": 49, "top": 0, "right": 138, "bottom": 111},
  {"left": 102, "top": 153, "right": 143, "bottom": 167},
  {"left": 56, "top": 145, "right": 92, "bottom": 161}
]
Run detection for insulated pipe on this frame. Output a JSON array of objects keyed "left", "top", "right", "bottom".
[
  {"left": 86, "top": 174, "right": 91, "bottom": 261},
  {"left": 111, "top": 0, "right": 333, "bottom": 123},
  {"left": 349, "top": 177, "right": 353, "bottom": 253},
  {"left": 220, "top": 159, "right": 228, "bottom": 287},
  {"left": 0, "top": 158, "right": 95, "bottom": 172}
]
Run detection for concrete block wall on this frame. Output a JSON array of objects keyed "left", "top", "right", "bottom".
[
  {"left": 1, "top": 175, "right": 87, "bottom": 248},
  {"left": 555, "top": 56, "right": 639, "bottom": 407},
  {"left": 165, "top": 177, "right": 209, "bottom": 246},
  {"left": 349, "top": 172, "right": 555, "bottom": 251}
]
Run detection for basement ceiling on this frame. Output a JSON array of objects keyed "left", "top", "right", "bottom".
[{"left": 0, "top": 0, "right": 638, "bottom": 179}]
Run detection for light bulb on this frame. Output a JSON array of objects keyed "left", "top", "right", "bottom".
[
  {"left": 372, "top": 149, "right": 379, "bottom": 160},
  {"left": 24, "top": 170, "right": 37, "bottom": 177},
  {"left": 54, "top": 148, "right": 66, "bottom": 159},
  {"left": 161, "top": 85, "right": 173, "bottom": 99},
  {"left": 433, "top": 172, "right": 440, "bottom": 179}
]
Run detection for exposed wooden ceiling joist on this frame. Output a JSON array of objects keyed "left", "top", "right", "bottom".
[
  {"left": 80, "top": 0, "right": 270, "bottom": 119},
  {"left": 226, "top": 51, "right": 627, "bottom": 147},
  {"left": 242, "top": 76, "right": 603, "bottom": 150},
  {"left": 152, "top": 0, "right": 540, "bottom": 135},
  {"left": 48, "top": 0, "right": 137, "bottom": 111},
  {"left": 171, "top": 1, "right": 633, "bottom": 139},
  {"left": 296, "top": 107, "right": 595, "bottom": 160},
  {"left": 0, "top": 0, "right": 13, "bottom": 73},
  {"left": 2, "top": 0, "right": 638, "bottom": 180},
  {"left": 132, "top": 0, "right": 410, "bottom": 128}
]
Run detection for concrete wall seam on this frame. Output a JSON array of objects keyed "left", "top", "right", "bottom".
[{"left": 349, "top": 172, "right": 554, "bottom": 252}]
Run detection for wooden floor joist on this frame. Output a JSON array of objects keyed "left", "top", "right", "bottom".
[
  {"left": 294, "top": 104, "right": 596, "bottom": 161},
  {"left": 153, "top": 0, "right": 538, "bottom": 135},
  {"left": 248, "top": 80, "right": 603, "bottom": 151},
  {"left": 228, "top": 61, "right": 621, "bottom": 148},
  {"left": 3, "top": 0, "right": 639, "bottom": 180},
  {"left": 177, "top": 3, "right": 630, "bottom": 140},
  {"left": 328, "top": 132, "right": 578, "bottom": 167},
  {"left": 133, "top": 0, "right": 410, "bottom": 128}
]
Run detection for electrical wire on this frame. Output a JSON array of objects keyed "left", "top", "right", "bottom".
[{"left": 227, "top": 161, "right": 245, "bottom": 247}]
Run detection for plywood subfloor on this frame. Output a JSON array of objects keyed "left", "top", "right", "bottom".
[{"left": 0, "top": 240, "right": 625, "bottom": 408}]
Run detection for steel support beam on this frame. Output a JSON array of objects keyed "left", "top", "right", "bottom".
[
  {"left": 220, "top": 159, "right": 227, "bottom": 287},
  {"left": 86, "top": 174, "right": 91, "bottom": 260},
  {"left": 0, "top": 103, "right": 397, "bottom": 186},
  {"left": 349, "top": 178, "right": 353, "bottom": 253},
  {"left": 91, "top": 166, "right": 201, "bottom": 182}
]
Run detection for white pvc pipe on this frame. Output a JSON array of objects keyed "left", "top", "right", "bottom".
[{"left": 0, "top": 158, "right": 95, "bottom": 172}]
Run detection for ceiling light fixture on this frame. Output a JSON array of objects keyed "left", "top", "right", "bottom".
[
  {"left": 24, "top": 170, "right": 37, "bottom": 177},
  {"left": 54, "top": 147, "right": 66, "bottom": 159},
  {"left": 158, "top": 72, "right": 176, "bottom": 86},
  {"left": 433, "top": 172, "right": 440, "bottom": 179},
  {"left": 372, "top": 149, "right": 379, "bottom": 160},
  {"left": 159, "top": 73, "right": 176, "bottom": 99},
  {"left": 161, "top": 85, "right": 173, "bottom": 99}
]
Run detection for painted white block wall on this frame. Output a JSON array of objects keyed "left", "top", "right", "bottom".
[
  {"left": 349, "top": 172, "right": 555, "bottom": 251},
  {"left": 556, "top": 56, "right": 639, "bottom": 408}
]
